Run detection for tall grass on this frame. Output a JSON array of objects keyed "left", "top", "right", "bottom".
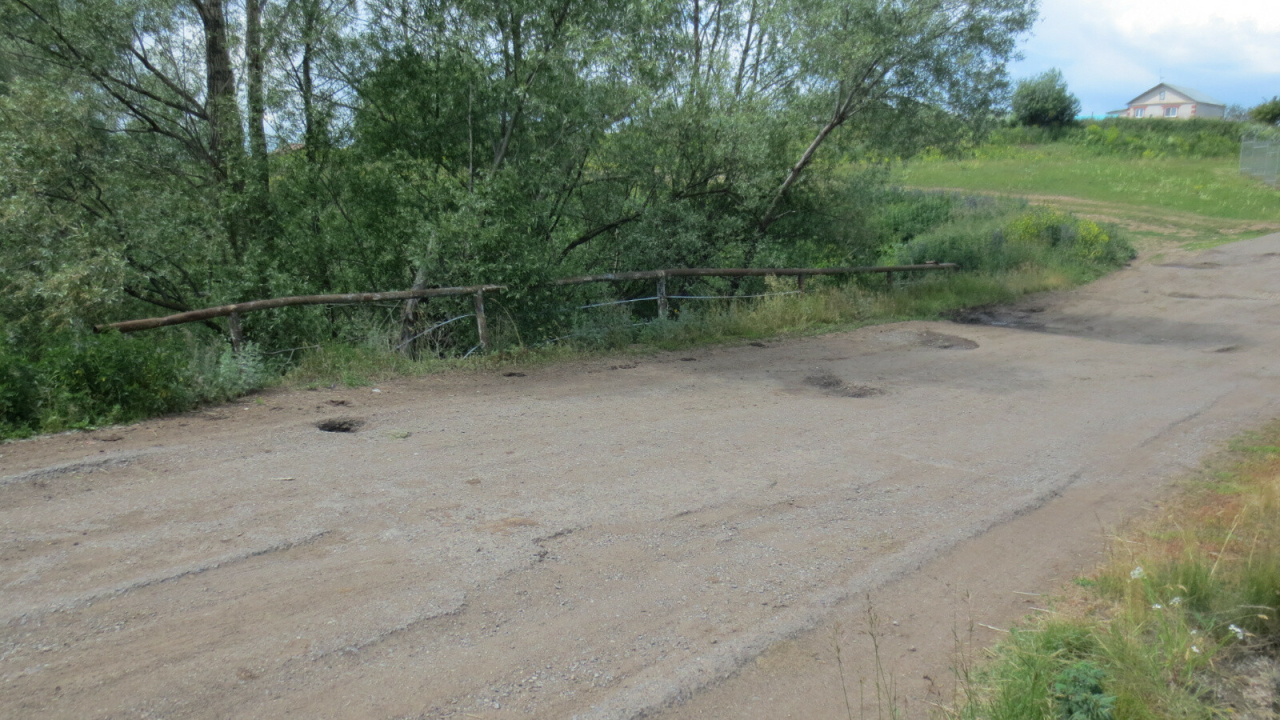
[{"left": 945, "top": 423, "right": 1280, "bottom": 720}]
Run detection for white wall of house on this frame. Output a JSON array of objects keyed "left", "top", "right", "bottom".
[{"left": 1123, "top": 86, "right": 1224, "bottom": 119}]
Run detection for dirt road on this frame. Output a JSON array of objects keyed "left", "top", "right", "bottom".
[{"left": 3, "top": 235, "right": 1280, "bottom": 719}]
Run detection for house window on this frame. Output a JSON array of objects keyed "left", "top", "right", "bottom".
[
  {"left": 1134, "top": 107, "right": 1145, "bottom": 118},
  {"left": 1165, "top": 106, "right": 1178, "bottom": 117},
  {"left": 1159, "top": 90, "right": 1166, "bottom": 100}
]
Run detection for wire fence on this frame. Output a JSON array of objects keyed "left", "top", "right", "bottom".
[
  {"left": 1241, "top": 135, "right": 1280, "bottom": 188},
  {"left": 98, "top": 263, "right": 958, "bottom": 358}
]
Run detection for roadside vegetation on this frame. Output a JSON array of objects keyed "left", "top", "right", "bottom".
[
  {"left": 945, "top": 422, "right": 1280, "bottom": 719},
  {"left": 2, "top": 187, "right": 1135, "bottom": 437},
  {"left": 0, "top": 0, "right": 1056, "bottom": 439},
  {"left": 899, "top": 118, "right": 1280, "bottom": 249}
]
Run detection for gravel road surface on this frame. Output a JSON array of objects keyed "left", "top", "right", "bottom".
[{"left": 3, "top": 234, "right": 1279, "bottom": 719}]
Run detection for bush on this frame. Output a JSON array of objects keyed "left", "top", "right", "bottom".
[
  {"left": 1053, "top": 662, "right": 1115, "bottom": 720},
  {"left": 1249, "top": 97, "right": 1280, "bottom": 126},
  {"left": 981, "top": 117, "right": 1247, "bottom": 159},
  {"left": 870, "top": 190, "right": 956, "bottom": 243},
  {"left": 0, "top": 330, "right": 269, "bottom": 438},
  {"left": 34, "top": 332, "right": 196, "bottom": 431},
  {"left": 0, "top": 344, "right": 40, "bottom": 437},
  {"left": 1012, "top": 70, "right": 1081, "bottom": 128},
  {"left": 1070, "top": 120, "right": 1240, "bottom": 159},
  {"left": 888, "top": 206, "right": 1134, "bottom": 274}
]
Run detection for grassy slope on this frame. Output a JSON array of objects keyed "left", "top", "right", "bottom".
[
  {"left": 899, "top": 145, "right": 1280, "bottom": 249},
  {"left": 946, "top": 423, "right": 1280, "bottom": 719}
]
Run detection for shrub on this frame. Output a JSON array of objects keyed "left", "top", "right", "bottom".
[
  {"left": 1012, "top": 70, "right": 1081, "bottom": 128},
  {"left": 888, "top": 205, "right": 1134, "bottom": 274},
  {"left": 0, "top": 343, "right": 40, "bottom": 437},
  {"left": 0, "top": 330, "right": 269, "bottom": 438},
  {"left": 870, "top": 190, "right": 956, "bottom": 243},
  {"left": 1249, "top": 97, "right": 1280, "bottom": 126},
  {"left": 1071, "top": 121, "right": 1239, "bottom": 159},
  {"left": 1053, "top": 662, "right": 1116, "bottom": 720},
  {"left": 35, "top": 332, "right": 196, "bottom": 431}
]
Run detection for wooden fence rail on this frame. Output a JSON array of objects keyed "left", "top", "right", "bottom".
[{"left": 94, "top": 263, "right": 957, "bottom": 345}]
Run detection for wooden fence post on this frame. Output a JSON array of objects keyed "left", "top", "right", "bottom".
[
  {"left": 886, "top": 271, "right": 894, "bottom": 288},
  {"left": 474, "top": 290, "right": 489, "bottom": 351},
  {"left": 228, "top": 312, "right": 244, "bottom": 353},
  {"left": 797, "top": 274, "right": 806, "bottom": 293},
  {"left": 656, "top": 275, "right": 668, "bottom": 320}
]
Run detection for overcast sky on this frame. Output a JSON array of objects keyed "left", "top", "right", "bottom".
[{"left": 1009, "top": 0, "right": 1280, "bottom": 116}]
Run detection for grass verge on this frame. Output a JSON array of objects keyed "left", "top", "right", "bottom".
[
  {"left": 899, "top": 144, "right": 1280, "bottom": 251},
  {"left": 945, "top": 421, "right": 1280, "bottom": 719}
]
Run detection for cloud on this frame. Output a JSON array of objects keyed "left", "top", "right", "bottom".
[{"left": 1010, "top": 0, "right": 1280, "bottom": 115}]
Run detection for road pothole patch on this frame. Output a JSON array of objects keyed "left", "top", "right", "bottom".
[
  {"left": 316, "top": 417, "right": 365, "bottom": 433},
  {"left": 803, "top": 373, "right": 884, "bottom": 398},
  {"left": 917, "top": 331, "right": 979, "bottom": 349}
]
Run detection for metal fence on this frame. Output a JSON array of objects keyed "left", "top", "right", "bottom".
[
  {"left": 1240, "top": 135, "right": 1280, "bottom": 188},
  {"left": 95, "top": 263, "right": 957, "bottom": 356}
]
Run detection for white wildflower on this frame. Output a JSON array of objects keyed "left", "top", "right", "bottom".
[
  {"left": 1191, "top": 645, "right": 1201, "bottom": 654},
  {"left": 1130, "top": 566, "right": 1145, "bottom": 580},
  {"left": 1151, "top": 603, "right": 1163, "bottom": 610},
  {"left": 1228, "top": 624, "right": 1245, "bottom": 640},
  {"left": 1169, "top": 596, "right": 1182, "bottom": 606}
]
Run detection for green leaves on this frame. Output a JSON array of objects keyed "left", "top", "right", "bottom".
[{"left": 1013, "top": 69, "right": 1082, "bottom": 128}]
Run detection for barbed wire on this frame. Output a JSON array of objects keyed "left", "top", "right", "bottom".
[{"left": 393, "top": 313, "right": 476, "bottom": 351}]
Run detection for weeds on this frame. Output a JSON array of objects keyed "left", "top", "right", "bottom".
[{"left": 944, "top": 421, "right": 1280, "bottom": 719}]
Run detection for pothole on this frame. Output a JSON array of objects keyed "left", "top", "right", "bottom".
[
  {"left": 803, "top": 373, "right": 884, "bottom": 398},
  {"left": 316, "top": 417, "right": 365, "bottom": 433},
  {"left": 917, "top": 331, "right": 979, "bottom": 350}
]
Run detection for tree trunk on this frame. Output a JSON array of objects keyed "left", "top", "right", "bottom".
[
  {"left": 301, "top": 0, "right": 321, "bottom": 165},
  {"left": 245, "top": 0, "right": 272, "bottom": 249},
  {"left": 194, "top": 0, "right": 244, "bottom": 178},
  {"left": 193, "top": 0, "right": 248, "bottom": 260}
]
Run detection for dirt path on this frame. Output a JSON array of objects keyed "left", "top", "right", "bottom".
[
  {"left": 3, "top": 235, "right": 1280, "bottom": 719},
  {"left": 916, "top": 185, "right": 1280, "bottom": 246}
]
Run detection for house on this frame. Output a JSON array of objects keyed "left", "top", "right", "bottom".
[{"left": 1106, "top": 83, "right": 1225, "bottom": 120}]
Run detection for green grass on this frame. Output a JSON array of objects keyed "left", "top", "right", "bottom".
[
  {"left": 944, "top": 421, "right": 1280, "bottom": 720},
  {"left": 901, "top": 145, "right": 1280, "bottom": 223}
]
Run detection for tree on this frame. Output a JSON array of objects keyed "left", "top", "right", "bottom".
[
  {"left": 1011, "top": 69, "right": 1080, "bottom": 127},
  {"left": 1249, "top": 97, "right": 1280, "bottom": 126},
  {"left": 1, "top": 0, "right": 1038, "bottom": 357},
  {"left": 757, "top": 0, "right": 1036, "bottom": 236}
]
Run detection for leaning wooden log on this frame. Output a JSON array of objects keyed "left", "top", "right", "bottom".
[
  {"left": 96, "top": 263, "right": 956, "bottom": 334},
  {"left": 95, "top": 284, "right": 506, "bottom": 334}
]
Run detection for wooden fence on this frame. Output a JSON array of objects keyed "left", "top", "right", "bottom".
[{"left": 95, "top": 263, "right": 957, "bottom": 350}]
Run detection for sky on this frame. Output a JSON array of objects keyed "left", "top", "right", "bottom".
[{"left": 1009, "top": 0, "right": 1280, "bottom": 116}]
